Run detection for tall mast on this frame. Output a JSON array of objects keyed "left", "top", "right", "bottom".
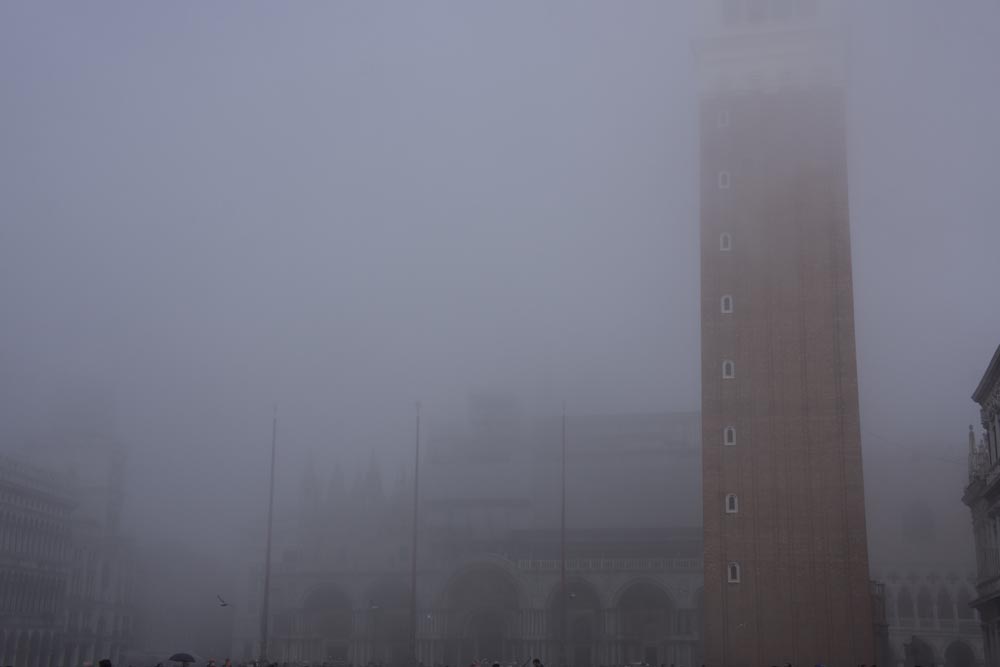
[
  {"left": 259, "top": 406, "right": 278, "bottom": 664},
  {"left": 409, "top": 402, "right": 422, "bottom": 667},
  {"left": 560, "top": 404, "right": 567, "bottom": 667}
]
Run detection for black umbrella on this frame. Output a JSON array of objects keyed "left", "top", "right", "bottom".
[{"left": 169, "top": 655, "right": 197, "bottom": 664}]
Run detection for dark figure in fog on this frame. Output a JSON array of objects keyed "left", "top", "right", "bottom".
[
  {"left": 100, "top": 660, "right": 113, "bottom": 667},
  {"left": 532, "top": 660, "right": 543, "bottom": 667}
]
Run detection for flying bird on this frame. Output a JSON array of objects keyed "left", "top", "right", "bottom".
[{"left": 217, "top": 595, "right": 229, "bottom": 607}]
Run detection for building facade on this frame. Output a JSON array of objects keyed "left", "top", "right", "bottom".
[
  {"left": 232, "top": 408, "right": 704, "bottom": 667},
  {"left": 1, "top": 427, "right": 134, "bottom": 667},
  {"left": 870, "top": 568, "right": 981, "bottom": 667},
  {"left": 696, "top": 2, "right": 874, "bottom": 665},
  {"left": 964, "top": 345, "right": 1000, "bottom": 666},
  {"left": 261, "top": 534, "right": 703, "bottom": 667},
  {"left": 0, "top": 455, "right": 75, "bottom": 667}
]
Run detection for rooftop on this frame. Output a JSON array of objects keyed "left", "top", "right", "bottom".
[{"left": 973, "top": 344, "right": 1000, "bottom": 404}]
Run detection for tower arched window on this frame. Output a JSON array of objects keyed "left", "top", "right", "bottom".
[
  {"left": 721, "top": 295, "right": 734, "bottom": 313},
  {"left": 723, "top": 360, "right": 735, "bottom": 379},
  {"left": 727, "top": 562, "right": 741, "bottom": 583},
  {"left": 725, "top": 494, "right": 739, "bottom": 514},
  {"left": 718, "top": 171, "right": 731, "bottom": 189},
  {"left": 724, "top": 426, "right": 736, "bottom": 446},
  {"left": 720, "top": 233, "right": 732, "bottom": 251}
]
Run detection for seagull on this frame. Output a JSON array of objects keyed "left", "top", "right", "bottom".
[{"left": 217, "top": 595, "right": 230, "bottom": 607}]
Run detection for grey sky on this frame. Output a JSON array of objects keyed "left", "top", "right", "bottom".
[{"left": 1, "top": 1, "right": 999, "bottom": 546}]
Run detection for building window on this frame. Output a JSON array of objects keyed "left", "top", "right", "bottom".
[
  {"left": 721, "top": 294, "right": 734, "bottom": 313},
  {"left": 728, "top": 562, "right": 741, "bottom": 583},
  {"left": 723, "top": 360, "right": 735, "bottom": 379},
  {"left": 717, "top": 109, "right": 730, "bottom": 128},
  {"left": 718, "top": 171, "right": 731, "bottom": 189},
  {"left": 720, "top": 233, "right": 732, "bottom": 251},
  {"left": 724, "top": 426, "right": 737, "bottom": 446},
  {"left": 726, "top": 494, "right": 739, "bottom": 514}
]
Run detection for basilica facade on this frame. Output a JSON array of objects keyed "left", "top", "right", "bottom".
[{"left": 231, "top": 407, "right": 704, "bottom": 667}]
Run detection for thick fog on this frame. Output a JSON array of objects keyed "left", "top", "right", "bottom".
[{"left": 2, "top": 0, "right": 1000, "bottom": 657}]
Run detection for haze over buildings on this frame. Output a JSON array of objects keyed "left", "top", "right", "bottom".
[{"left": 1, "top": 2, "right": 999, "bottom": 666}]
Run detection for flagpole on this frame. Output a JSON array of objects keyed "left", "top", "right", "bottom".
[
  {"left": 560, "top": 404, "right": 567, "bottom": 667},
  {"left": 409, "top": 402, "right": 422, "bottom": 667},
  {"left": 260, "top": 405, "right": 278, "bottom": 664}
]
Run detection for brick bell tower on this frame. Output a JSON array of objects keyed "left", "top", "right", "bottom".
[{"left": 696, "top": 2, "right": 874, "bottom": 666}]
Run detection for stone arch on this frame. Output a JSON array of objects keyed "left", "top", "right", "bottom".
[
  {"left": 609, "top": 576, "right": 674, "bottom": 609},
  {"left": 906, "top": 635, "right": 936, "bottom": 667},
  {"left": 945, "top": 640, "right": 975, "bottom": 667},
  {"left": 440, "top": 562, "right": 520, "bottom": 665},
  {"left": 614, "top": 579, "right": 675, "bottom": 666},
  {"left": 546, "top": 577, "right": 603, "bottom": 667}
]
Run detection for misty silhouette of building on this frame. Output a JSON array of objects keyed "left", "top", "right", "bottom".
[
  {"left": 0, "top": 406, "right": 135, "bottom": 667},
  {"left": 0, "top": 439, "right": 134, "bottom": 667},
  {"left": 860, "top": 427, "right": 984, "bottom": 667},
  {"left": 231, "top": 406, "right": 704, "bottom": 667},
  {"left": 696, "top": 2, "right": 874, "bottom": 665},
  {"left": 0, "top": 455, "right": 75, "bottom": 667},
  {"left": 963, "top": 344, "right": 1000, "bottom": 666},
  {"left": 868, "top": 567, "right": 980, "bottom": 667}
]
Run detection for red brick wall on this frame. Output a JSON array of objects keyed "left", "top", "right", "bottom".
[{"left": 700, "top": 85, "right": 874, "bottom": 667}]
